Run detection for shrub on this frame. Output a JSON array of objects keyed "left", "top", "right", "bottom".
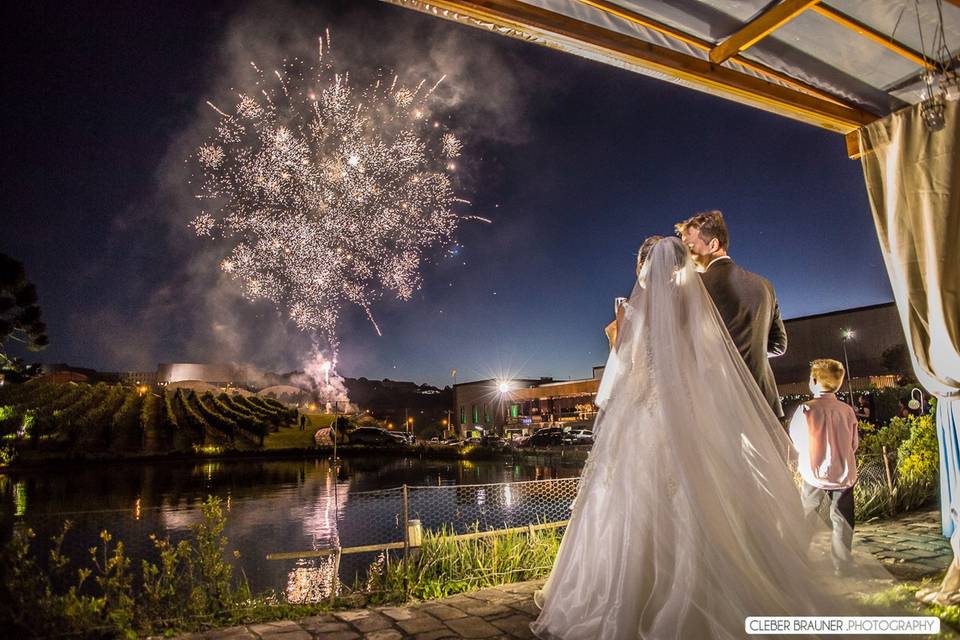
[
  {"left": 858, "top": 418, "right": 911, "bottom": 457},
  {"left": 140, "top": 393, "right": 165, "bottom": 452},
  {"left": 74, "top": 385, "right": 126, "bottom": 450},
  {"left": 196, "top": 392, "right": 237, "bottom": 443},
  {"left": 855, "top": 405, "right": 940, "bottom": 520},
  {"left": 40, "top": 385, "right": 86, "bottom": 421},
  {"left": 895, "top": 411, "right": 939, "bottom": 511},
  {"left": 111, "top": 390, "right": 143, "bottom": 452},
  {"left": 232, "top": 394, "right": 274, "bottom": 420},
  {"left": 0, "top": 497, "right": 254, "bottom": 638},
  {"left": 0, "top": 404, "right": 21, "bottom": 436},
  {"left": 173, "top": 390, "right": 206, "bottom": 450},
  {"left": 214, "top": 393, "right": 267, "bottom": 441}
]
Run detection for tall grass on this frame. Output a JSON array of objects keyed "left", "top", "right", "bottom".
[{"left": 363, "top": 524, "right": 563, "bottom": 602}]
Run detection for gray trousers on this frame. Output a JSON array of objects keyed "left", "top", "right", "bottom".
[{"left": 800, "top": 481, "right": 855, "bottom": 568}]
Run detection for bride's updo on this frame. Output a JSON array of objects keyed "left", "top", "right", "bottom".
[
  {"left": 638, "top": 236, "right": 688, "bottom": 269},
  {"left": 636, "top": 235, "right": 663, "bottom": 274},
  {"left": 637, "top": 236, "right": 690, "bottom": 285}
]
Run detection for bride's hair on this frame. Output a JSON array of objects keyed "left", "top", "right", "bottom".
[
  {"left": 640, "top": 236, "right": 689, "bottom": 269},
  {"left": 636, "top": 235, "right": 663, "bottom": 273}
]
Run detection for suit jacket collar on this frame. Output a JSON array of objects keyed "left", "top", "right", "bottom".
[{"left": 705, "top": 255, "right": 733, "bottom": 272}]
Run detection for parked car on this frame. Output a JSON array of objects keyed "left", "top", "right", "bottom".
[
  {"left": 525, "top": 427, "right": 564, "bottom": 447},
  {"left": 479, "top": 434, "right": 508, "bottom": 448},
  {"left": 562, "top": 429, "right": 594, "bottom": 445},
  {"left": 349, "top": 427, "right": 406, "bottom": 445}
]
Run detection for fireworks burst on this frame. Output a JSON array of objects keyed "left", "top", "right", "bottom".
[{"left": 192, "top": 32, "right": 473, "bottom": 351}]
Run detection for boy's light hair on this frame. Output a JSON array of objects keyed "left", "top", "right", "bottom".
[{"left": 810, "top": 358, "right": 845, "bottom": 392}]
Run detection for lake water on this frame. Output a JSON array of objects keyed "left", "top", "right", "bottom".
[{"left": 0, "top": 454, "right": 583, "bottom": 600}]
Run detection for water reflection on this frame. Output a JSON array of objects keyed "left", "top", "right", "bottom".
[
  {"left": 1, "top": 455, "right": 582, "bottom": 596},
  {"left": 14, "top": 481, "right": 26, "bottom": 517}
]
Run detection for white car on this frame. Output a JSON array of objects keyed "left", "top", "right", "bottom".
[{"left": 563, "top": 429, "right": 594, "bottom": 445}]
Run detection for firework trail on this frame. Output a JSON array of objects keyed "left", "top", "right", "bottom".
[{"left": 191, "top": 32, "right": 475, "bottom": 353}]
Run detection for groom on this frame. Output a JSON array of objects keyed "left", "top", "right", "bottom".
[{"left": 677, "top": 211, "right": 788, "bottom": 419}]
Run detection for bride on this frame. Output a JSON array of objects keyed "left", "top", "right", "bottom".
[{"left": 531, "top": 236, "right": 862, "bottom": 640}]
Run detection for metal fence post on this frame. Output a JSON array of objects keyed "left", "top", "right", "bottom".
[
  {"left": 401, "top": 483, "right": 410, "bottom": 599},
  {"left": 329, "top": 546, "right": 341, "bottom": 605}
]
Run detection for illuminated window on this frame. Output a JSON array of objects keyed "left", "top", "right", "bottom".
[
  {"left": 460, "top": 405, "right": 466, "bottom": 424},
  {"left": 511, "top": 404, "right": 519, "bottom": 418},
  {"left": 472, "top": 404, "right": 479, "bottom": 423}
]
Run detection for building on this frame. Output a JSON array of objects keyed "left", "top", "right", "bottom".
[
  {"left": 156, "top": 363, "right": 247, "bottom": 387},
  {"left": 116, "top": 370, "right": 159, "bottom": 386},
  {"left": 770, "top": 302, "right": 907, "bottom": 393},
  {"left": 452, "top": 302, "right": 907, "bottom": 435},
  {"left": 453, "top": 374, "right": 603, "bottom": 436}
]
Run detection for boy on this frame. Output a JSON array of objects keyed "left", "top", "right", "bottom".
[{"left": 789, "top": 358, "right": 859, "bottom": 572}]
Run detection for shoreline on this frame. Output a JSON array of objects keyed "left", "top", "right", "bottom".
[{"left": 0, "top": 443, "right": 591, "bottom": 473}]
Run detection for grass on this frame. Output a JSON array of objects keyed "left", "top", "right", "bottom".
[
  {"left": 859, "top": 576, "right": 960, "bottom": 638},
  {"left": 262, "top": 413, "right": 335, "bottom": 450},
  {"left": 362, "top": 524, "right": 563, "bottom": 603}
]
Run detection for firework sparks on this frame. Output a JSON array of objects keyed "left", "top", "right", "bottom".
[{"left": 192, "top": 34, "right": 474, "bottom": 350}]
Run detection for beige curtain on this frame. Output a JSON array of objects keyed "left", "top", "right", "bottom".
[{"left": 859, "top": 97, "right": 960, "bottom": 548}]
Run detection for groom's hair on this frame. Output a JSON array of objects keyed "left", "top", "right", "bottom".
[
  {"left": 675, "top": 210, "right": 729, "bottom": 251},
  {"left": 810, "top": 359, "right": 845, "bottom": 392}
]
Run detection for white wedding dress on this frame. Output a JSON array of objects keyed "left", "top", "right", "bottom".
[{"left": 532, "top": 238, "right": 870, "bottom": 640}]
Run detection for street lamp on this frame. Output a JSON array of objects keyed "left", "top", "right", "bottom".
[
  {"left": 495, "top": 380, "right": 513, "bottom": 436},
  {"left": 840, "top": 328, "right": 855, "bottom": 407}
]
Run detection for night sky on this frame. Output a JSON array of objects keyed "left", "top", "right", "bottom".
[{"left": 4, "top": 0, "right": 893, "bottom": 387}]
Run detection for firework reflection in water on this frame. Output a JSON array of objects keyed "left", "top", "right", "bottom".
[{"left": 192, "top": 31, "right": 481, "bottom": 353}]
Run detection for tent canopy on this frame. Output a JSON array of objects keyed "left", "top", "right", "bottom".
[{"left": 385, "top": 1, "right": 960, "bottom": 152}]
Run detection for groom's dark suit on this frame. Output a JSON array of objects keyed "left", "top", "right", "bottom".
[{"left": 700, "top": 257, "right": 787, "bottom": 418}]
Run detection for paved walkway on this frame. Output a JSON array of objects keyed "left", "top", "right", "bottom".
[
  {"left": 856, "top": 506, "right": 952, "bottom": 579},
  {"left": 175, "top": 507, "right": 951, "bottom": 640}
]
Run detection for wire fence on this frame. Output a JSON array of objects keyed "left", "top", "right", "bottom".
[
  {"left": 261, "top": 476, "right": 580, "bottom": 602},
  {"left": 854, "top": 449, "right": 935, "bottom": 522}
]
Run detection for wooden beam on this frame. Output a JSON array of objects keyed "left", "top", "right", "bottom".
[
  {"left": 845, "top": 130, "right": 862, "bottom": 159},
  {"left": 710, "top": 0, "right": 821, "bottom": 64},
  {"left": 576, "top": 0, "right": 847, "bottom": 106},
  {"left": 382, "top": 0, "right": 874, "bottom": 133},
  {"left": 575, "top": 0, "right": 704, "bottom": 50},
  {"left": 266, "top": 520, "right": 570, "bottom": 560},
  {"left": 811, "top": 5, "right": 934, "bottom": 69}
]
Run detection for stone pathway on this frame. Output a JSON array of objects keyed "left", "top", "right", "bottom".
[
  {"left": 175, "top": 507, "right": 951, "bottom": 640},
  {"left": 174, "top": 581, "right": 543, "bottom": 640},
  {"left": 856, "top": 506, "right": 952, "bottom": 579}
]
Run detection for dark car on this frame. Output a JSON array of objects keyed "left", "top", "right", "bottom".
[
  {"left": 479, "top": 434, "right": 508, "bottom": 448},
  {"left": 526, "top": 427, "right": 564, "bottom": 447},
  {"left": 349, "top": 427, "right": 405, "bottom": 445}
]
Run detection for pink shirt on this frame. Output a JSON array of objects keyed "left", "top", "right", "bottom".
[{"left": 789, "top": 393, "right": 859, "bottom": 490}]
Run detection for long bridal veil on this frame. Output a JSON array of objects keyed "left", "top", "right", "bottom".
[{"left": 532, "top": 238, "right": 886, "bottom": 640}]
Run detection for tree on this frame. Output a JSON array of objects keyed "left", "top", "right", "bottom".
[
  {"left": 0, "top": 254, "right": 48, "bottom": 371},
  {"left": 881, "top": 343, "right": 916, "bottom": 385}
]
